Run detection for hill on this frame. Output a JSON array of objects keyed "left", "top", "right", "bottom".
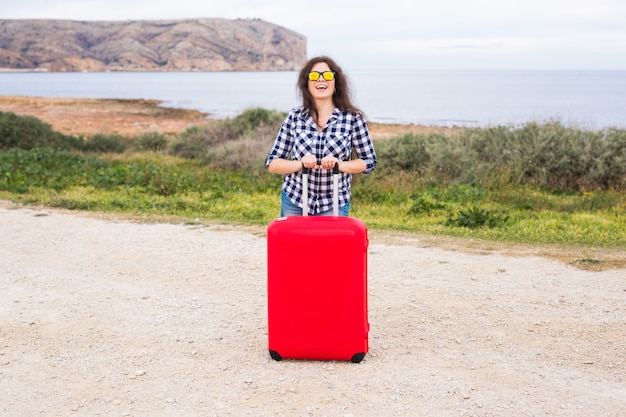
[{"left": 0, "top": 18, "right": 307, "bottom": 72}]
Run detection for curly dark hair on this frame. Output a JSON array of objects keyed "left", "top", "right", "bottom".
[{"left": 296, "top": 56, "right": 364, "bottom": 121}]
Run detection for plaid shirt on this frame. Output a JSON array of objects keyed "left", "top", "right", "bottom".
[{"left": 266, "top": 107, "right": 377, "bottom": 215}]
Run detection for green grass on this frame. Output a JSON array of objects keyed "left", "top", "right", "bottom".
[
  {"left": 1, "top": 153, "right": 624, "bottom": 248},
  {"left": 1, "top": 110, "right": 625, "bottom": 250},
  {"left": 351, "top": 195, "right": 625, "bottom": 247}
]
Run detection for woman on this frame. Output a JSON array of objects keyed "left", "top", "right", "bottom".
[{"left": 266, "top": 56, "right": 377, "bottom": 216}]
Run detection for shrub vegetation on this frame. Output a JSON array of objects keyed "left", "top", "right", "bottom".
[
  {"left": 83, "top": 133, "right": 127, "bottom": 153},
  {"left": 1, "top": 109, "right": 624, "bottom": 248},
  {"left": 133, "top": 132, "right": 169, "bottom": 152},
  {"left": 0, "top": 111, "right": 83, "bottom": 150},
  {"left": 374, "top": 123, "right": 626, "bottom": 192}
]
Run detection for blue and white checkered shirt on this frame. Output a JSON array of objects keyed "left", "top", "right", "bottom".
[{"left": 266, "top": 107, "right": 377, "bottom": 215}]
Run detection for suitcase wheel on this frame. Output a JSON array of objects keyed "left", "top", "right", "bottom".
[
  {"left": 269, "top": 350, "right": 282, "bottom": 361},
  {"left": 351, "top": 353, "right": 366, "bottom": 363}
]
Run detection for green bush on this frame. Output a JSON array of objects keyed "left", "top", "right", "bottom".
[
  {"left": 225, "top": 107, "right": 286, "bottom": 137},
  {"left": 376, "top": 122, "right": 626, "bottom": 192},
  {"left": 374, "top": 133, "right": 430, "bottom": 172},
  {"left": 525, "top": 123, "right": 604, "bottom": 191},
  {"left": 169, "top": 108, "right": 285, "bottom": 169},
  {"left": 84, "top": 134, "right": 127, "bottom": 153},
  {"left": 421, "top": 133, "right": 467, "bottom": 182},
  {"left": 598, "top": 128, "right": 626, "bottom": 190},
  {"left": 169, "top": 124, "right": 232, "bottom": 160},
  {"left": 408, "top": 192, "right": 446, "bottom": 214},
  {"left": 206, "top": 124, "right": 279, "bottom": 171},
  {"left": 0, "top": 111, "right": 82, "bottom": 150},
  {"left": 133, "top": 132, "right": 168, "bottom": 152},
  {"left": 445, "top": 206, "right": 511, "bottom": 229}
]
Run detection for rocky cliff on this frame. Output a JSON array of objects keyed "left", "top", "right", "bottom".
[{"left": 0, "top": 18, "right": 307, "bottom": 72}]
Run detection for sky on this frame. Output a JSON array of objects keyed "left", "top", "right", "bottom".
[{"left": 2, "top": 0, "right": 626, "bottom": 71}]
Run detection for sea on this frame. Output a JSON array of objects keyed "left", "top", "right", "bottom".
[{"left": 1, "top": 69, "right": 625, "bottom": 130}]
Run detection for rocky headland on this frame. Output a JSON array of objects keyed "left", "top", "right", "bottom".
[{"left": 0, "top": 18, "right": 307, "bottom": 72}]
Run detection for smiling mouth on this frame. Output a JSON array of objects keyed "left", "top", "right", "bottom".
[{"left": 316, "top": 85, "right": 327, "bottom": 90}]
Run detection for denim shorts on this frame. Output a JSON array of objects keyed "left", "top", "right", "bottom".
[{"left": 281, "top": 190, "right": 350, "bottom": 217}]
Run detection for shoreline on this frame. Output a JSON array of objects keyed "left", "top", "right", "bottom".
[
  {"left": 0, "top": 95, "right": 207, "bottom": 137},
  {"left": 0, "top": 94, "right": 461, "bottom": 138}
]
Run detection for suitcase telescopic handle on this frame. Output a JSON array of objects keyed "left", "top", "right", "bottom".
[
  {"left": 302, "top": 165, "right": 309, "bottom": 216},
  {"left": 301, "top": 162, "right": 340, "bottom": 217}
]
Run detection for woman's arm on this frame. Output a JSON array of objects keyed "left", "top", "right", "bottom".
[
  {"left": 351, "top": 114, "right": 377, "bottom": 174},
  {"left": 267, "top": 158, "right": 303, "bottom": 174},
  {"left": 338, "top": 158, "right": 367, "bottom": 174}
]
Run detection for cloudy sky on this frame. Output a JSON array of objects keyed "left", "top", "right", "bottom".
[{"left": 2, "top": 0, "right": 626, "bottom": 71}]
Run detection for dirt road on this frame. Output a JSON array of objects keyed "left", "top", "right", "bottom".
[{"left": 1, "top": 204, "right": 624, "bottom": 416}]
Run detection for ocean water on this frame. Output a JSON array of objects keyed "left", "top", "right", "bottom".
[{"left": 1, "top": 69, "right": 625, "bottom": 129}]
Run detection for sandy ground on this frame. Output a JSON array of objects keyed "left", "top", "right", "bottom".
[
  {"left": 1, "top": 95, "right": 625, "bottom": 416},
  {"left": 0, "top": 95, "right": 459, "bottom": 139},
  {"left": 1, "top": 203, "right": 624, "bottom": 417},
  {"left": 0, "top": 96, "right": 208, "bottom": 138}
]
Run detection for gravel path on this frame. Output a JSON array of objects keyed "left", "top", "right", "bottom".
[{"left": 1, "top": 204, "right": 624, "bottom": 416}]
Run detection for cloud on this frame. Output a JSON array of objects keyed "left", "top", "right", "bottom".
[{"left": 375, "top": 31, "right": 626, "bottom": 53}]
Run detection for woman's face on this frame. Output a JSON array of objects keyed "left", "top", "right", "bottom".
[{"left": 308, "top": 62, "right": 335, "bottom": 102}]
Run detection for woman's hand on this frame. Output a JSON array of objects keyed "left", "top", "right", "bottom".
[
  {"left": 301, "top": 154, "right": 318, "bottom": 169},
  {"left": 319, "top": 156, "right": 339, "bottom": 170},
  {"left": 300, "top": 154, "right": 340, "bottom": 170}
]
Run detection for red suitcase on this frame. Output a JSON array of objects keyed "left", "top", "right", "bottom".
[{"left": 267, "top": 165, "right": 369, "bottom": 363}]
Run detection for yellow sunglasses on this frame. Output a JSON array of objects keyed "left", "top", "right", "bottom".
[{"left": 308, "top": 71, "right": 336, "bottom": 81}]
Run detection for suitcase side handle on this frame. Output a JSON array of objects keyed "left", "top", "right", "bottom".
[{"left": 301, "top": 162, "right": 339, "bottom": 216}]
